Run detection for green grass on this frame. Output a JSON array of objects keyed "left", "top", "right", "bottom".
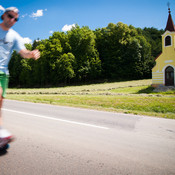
[
  {"left": 6, "top": 79, "right": 175, "bottom": 119},
  {"left": 110, "top": 85, "right": 154, "bottom": 94}
]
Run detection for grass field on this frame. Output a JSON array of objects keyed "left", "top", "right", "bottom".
[{"left": 6, "top": 79, "right": 175, "bottom": 119}]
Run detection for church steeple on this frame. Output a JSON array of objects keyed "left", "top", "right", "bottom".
[
  {"left": 165, "top": 8, "right": 175, "bottom": 32},
  {"left": 152, "top": 5, "right": 175, "bottom": 87}
]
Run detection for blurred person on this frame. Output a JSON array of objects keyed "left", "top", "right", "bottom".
[{"left": 0, "top": 7, "right": 40, "bottom": 148}]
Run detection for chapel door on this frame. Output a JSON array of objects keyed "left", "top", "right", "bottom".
[{"left": 165, "top": 66, "right": 174, "bottom": 86}]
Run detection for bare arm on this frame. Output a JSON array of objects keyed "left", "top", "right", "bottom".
[{"left": 19, "top": 49, "right": 40, "bottom": 60}]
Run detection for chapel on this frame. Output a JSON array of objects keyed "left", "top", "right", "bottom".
[{"left": 152, "top": 8, "right": 175, "bottom": 87}]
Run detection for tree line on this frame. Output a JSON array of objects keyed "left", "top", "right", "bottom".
[{"left": 8, "top": 22, "right": 164, "bottom": 87}]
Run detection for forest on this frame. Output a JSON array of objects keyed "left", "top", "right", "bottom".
[{"left": 8, "top": 22, "right": 164, "bottom": 87}]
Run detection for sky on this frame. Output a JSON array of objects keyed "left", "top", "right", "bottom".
[{"left": 0, "top": 0, "right": 174, "bottom": 44}]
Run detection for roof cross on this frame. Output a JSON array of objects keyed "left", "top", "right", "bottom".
[{"left": 167, "top": 2, "right": 171, "bottom": 13}]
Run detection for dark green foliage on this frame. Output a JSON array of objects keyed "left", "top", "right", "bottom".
[
  {"left": 95, "top": 23, "right": 153, "bottom": 79},
  {"left": 138, "top": 27, "right": 164, "bottom": 57},
  {"left": 8, "top": 23, "right": 163, "bottom": 87},
  {"left": 68, "top": 26, "right": 101, "bottom": 81}
]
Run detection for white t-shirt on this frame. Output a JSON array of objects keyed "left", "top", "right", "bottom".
[{"left": 0, "top": 27, "right": 25, "bottom": 74}]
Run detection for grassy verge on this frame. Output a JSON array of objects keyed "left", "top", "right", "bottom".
[{"left": 6, "top": 79, "right": 175, "bottom": 119}]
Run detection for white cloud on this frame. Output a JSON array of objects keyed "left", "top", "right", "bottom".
[
  {"left": 30, "top": 9, "right": 44, "bottom": 19},
  {"left": 21, "top": 13, "right": 28, "bottom": 19},
  {"left": 0, "top": 5, "right": 5, "bottom": 12},
  {"left": 62, "top": 24, "right": 75, "bottom": 32},
  {"left": 49, "top": 30, "right": 54, "bottom": 34},
  {"left": 23, "top": 37, "right": 32, "bottom": 44}
]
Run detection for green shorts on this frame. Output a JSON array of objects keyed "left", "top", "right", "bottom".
[{"left": 0, "top": 72, "right": 9, "bottom": 98}]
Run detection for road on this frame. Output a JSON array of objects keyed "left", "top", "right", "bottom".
[{"left": 0, "top": 99, "right": 175, "bottom": 175}]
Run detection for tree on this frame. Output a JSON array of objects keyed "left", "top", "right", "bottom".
[
  {"left": 8, "top": 23, "right": 162, "bottom": 87},
  {"left": 121, "top": 36, "right": 152, "bottom": 79},
  {"left": 95, "top": 22, "right": 152, "bottom": 80},
  {"left": 95, "top": 22, "right": 138, "bottom": 79},
  {"left": 140, "top": 27, "right": 164, "bottom": 58},
  {"left": 35, "top": 33, "right": 72, "bottom": 86},
  {"left": 68, "top": 25, "right": 101, "bottom": 81},
  {"left": 8, "top": 51, "right": 22, "bottom": 87},
  {"left": 54, "top": 53, "right": 75, "bottom": 84}
]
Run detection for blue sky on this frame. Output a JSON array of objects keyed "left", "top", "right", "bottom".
[{"left": 0, "top": 0, "right": 174, "bottom": 43}]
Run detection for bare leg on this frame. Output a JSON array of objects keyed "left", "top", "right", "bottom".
[
  {"left": 0, "top": 82, "right": 14, "bottom": 148},
  {"left": 0, "top": 86, "right": 13, "bottom": 146}
]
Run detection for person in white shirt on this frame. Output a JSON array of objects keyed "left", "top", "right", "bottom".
[{"left": 0, "top": 7, "right": 40, "bottom": 148}]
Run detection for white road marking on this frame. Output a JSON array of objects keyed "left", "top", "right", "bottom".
[{"left": 2, "top": 108, "right": 109, "bottom": 130}]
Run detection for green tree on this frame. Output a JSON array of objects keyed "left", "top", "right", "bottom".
[
  {"left": 95, "top": 22, "right": 152, "bottom": 80},
  {"left": 35, "top": 32, "right": 72, "bottom": 86},
  {"left": 8, "top": 51, "right": 22, "bottom": 87},
  {"left": 19, "top": 59, "right": 33, "bottom": 86},
  {"left": 8, "top": 23, "right": 162, "bottom": 87},
  {"left": 95, "top": 22, "right": 138, "bottom": 79},
  {"left": 140, "top": 27, "right": 164, "bottom": 58},
  {"left": 122, "top": 36, "right": 152, "bottom": 79},
  {"left": 54, "top": 53, "right": 75, "bottom": 84},
  {"left": 68, "top": 25, "right": 101, "bottom": 81}
]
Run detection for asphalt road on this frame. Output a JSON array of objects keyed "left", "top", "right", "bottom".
[{"left": 0, "top": 99, "right": 175, "bottom": 175}]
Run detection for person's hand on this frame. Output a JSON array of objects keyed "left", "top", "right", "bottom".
[{"left": 31, "top": 49, "right": 40, "bottom": 60}]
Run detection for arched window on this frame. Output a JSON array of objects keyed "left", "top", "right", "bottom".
[{"left": 165, "top": 36, "right": 171, "bottom": 46}]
